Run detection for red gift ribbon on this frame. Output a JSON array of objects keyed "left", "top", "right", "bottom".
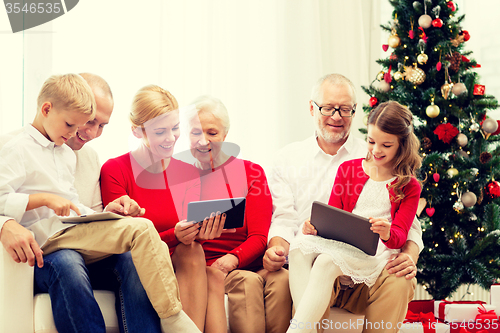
[
  {"left": 478, "top": 304, "right": 496, "bottom": 315},
  {"left": 405, "top": 310, "right": 437, "bottom": 333},
  {"left": 460, "top": 329, "right": 489, "bottom": 333},
  {"left": 438, "top": 300, "right": 486, "bottom": 322}
]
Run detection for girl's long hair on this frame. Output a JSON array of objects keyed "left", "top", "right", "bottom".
[{"left": 366, "top": 101, "right": 422, "bottom": 201}]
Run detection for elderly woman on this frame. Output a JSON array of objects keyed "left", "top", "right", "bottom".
[
  {"left": 100, "top": 85, "right": 226, "bottom": 333},
  {"left": 186, "top": 95, "right": 292, "bottom": 333}
]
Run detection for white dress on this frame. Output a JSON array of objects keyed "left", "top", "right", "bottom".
[{"left": 289, "top": 177, "right": 400, "bottom": 287}]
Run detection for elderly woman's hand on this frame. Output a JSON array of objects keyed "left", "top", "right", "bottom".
[
  {"left": 196, "top": 212, "right": 235, "bottom": 240},
  {"left": 174, "top": 220, "right": 200, "bottom": 245},
  {"left": 211, "top": 254, "right": 239, "bottom": 276}
]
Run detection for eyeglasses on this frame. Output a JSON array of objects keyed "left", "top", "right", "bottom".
[{"left": 312, "top": 101, "right": 356, "bottom": 118}]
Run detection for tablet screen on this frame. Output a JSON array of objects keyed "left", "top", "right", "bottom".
[{"left": 187, "top": 197, "right": 246, "bottom": 229}]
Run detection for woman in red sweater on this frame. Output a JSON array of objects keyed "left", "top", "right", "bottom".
[
  {"left": 183, "top": 95, "right": 291, "bottom": 333},
  {"left": 101, "top": 85, "right": 223, "bottom": 332}
]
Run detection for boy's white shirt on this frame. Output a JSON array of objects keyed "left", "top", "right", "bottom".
[{"left": 0, "top": 125, "right": 93, "bottom": 246}]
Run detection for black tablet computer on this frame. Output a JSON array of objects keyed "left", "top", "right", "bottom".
[
  {"left": 187, "top": 197, "right": 246, "bottom": 229},
  {"left": 310, "top": 201, "right": 379, "bottom": 256}
]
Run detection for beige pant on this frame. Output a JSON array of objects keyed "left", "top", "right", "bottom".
[
  {"left": 41, "top": 217, "right": 181, "bottom": 318},
  {"left": 225, "top": 268, "right": 292, "bottom": 333},
  {"left": 319, "top": 269, "right": 416, "bottom": 333}
]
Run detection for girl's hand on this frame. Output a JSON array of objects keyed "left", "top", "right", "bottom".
[
  {"left": 197, "top": 212, "right": 234, "bottom": 240},
  {"left": 174, "top": 220, "right": 200, "bottom": 245},
  {"left": 369, "top": 217, "right": 391, "bottom": 241},
  {"left": 211, "top": 254, "right": 239, "bottom": 276},
  {"left": 302, "top": 219, "right": 317, "bottom": 235}
]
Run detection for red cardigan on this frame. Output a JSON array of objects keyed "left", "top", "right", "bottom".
[
  {"left": 328, "top": 158, "right": 421, "bottom": 249},
  {"left": 100, "top": 153, "right": 201, "bottom": 254},
  {"left": 199, "top": 157, "right": 272, "bottom": 271}
]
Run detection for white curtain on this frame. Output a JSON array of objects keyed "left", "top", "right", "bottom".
[{"left": 0, "top": 0, "right": 381, "bottom": 170}]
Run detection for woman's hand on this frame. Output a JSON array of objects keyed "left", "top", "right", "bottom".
[
  {"left": 211, "top": 254, "right": 239, "bottom": 276},
  {"left": 302, "top": 219, "right": 317, "bottom": 235},
  {"left": 174, "top": 220, "right": 200, "bottom": 245},
  {"left": 369, "top": 217, "right": 391, "bottom": 241},
  {"left": 197, "top": 212, "right": 234, "bottom": 240}
]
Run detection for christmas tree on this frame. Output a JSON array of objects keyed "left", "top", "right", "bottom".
[{"left": 361, "top": 0, "right": 500, "bottom": 300}]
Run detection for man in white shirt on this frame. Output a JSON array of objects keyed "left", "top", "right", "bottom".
[
  {"left": 264, "top": 74, "right": 422, "bottom": 332},
  {"left": 0, "top": 74, "right": 162, "bottom": 333}
]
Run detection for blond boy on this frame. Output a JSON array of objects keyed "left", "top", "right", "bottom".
[{"left": 0, "top": 74, "right": 200, "bottom": 333}]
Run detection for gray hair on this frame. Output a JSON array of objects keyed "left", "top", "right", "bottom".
[
  {"left": 310, "top": 73, "right": 357, "bottom": 104},
  {"left": 187, "top": 95, "right": 230, "bottom": 134}
]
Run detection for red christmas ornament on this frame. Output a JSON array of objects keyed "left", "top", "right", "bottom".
[
  {"left": 473, "top": 84, "right": 485, "bottom": 96},
  {"left": 433, "top": 123, "right": 459, "bottom": 144},
  {"left": 369, "top": 97, "right": 378, "bottom": 107},
  {"left": 447, "top": 1, "right": 456, "bottom": 11},
  {"left": 418, "top": 27, "right": 428, "bottom": 43},
  {"left": 433, "top": 173, "right": 440, "bottom": 182},
  {"left": 486, "top": 181, "right": 500, "bottom": 199},
  {"left": 426, "top": 207, "right": 435, "bottom": 217},
  {"left": 409, "top": 30, "right": 415, "bottom": 39},
  {"left": 462, "top": 55, "right": 470, "bottom": 62},
  {"left": 382, "top": 44, "right": 389, "bottom": 52},
  {"left": 436, "top": 61, "right": 442, "bottom": 71},
  {"left": 461, "top": 30, "right": 470, "bottom": 41},
  {"left": 432, "top": 18, "right": 443, "bottom": 28},
  {"left": 384, "top": 65, "right": 392, "bottom": 83}
]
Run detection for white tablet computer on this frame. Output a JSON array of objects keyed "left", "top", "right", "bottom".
[
  {"left": 187, "top": 197, "right": 246, "bottom": 229},
  {"left": 310, "top": 201, "right": 379, "bottom": 256},
  {"left": 60, "top": 212, "right": 124, "bottom": 224}
]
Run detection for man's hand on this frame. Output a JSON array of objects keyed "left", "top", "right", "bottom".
[
  {"left": 385, "top": 241, "right": 419, "bottom": 279},
  {"left": 211, "top": 254, "right": 239, "bottom": 276},
  {"left": 105, "top": 195, "right": 145, "bottom": 217},
  {"left": 0, "top": 219, "right": 43, "bottom": 268},
  {"left": 28, "top": 193, "right": 81, "bottom": 216}
]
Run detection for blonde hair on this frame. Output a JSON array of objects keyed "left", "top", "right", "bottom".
[
  {"left": 37, "top": 74, "right": 96, "bottom": 117},
  {"left": 367, "top": 101, "right": 422, "bottom": 202},
  {"left": 187, "top": 95, "right": 230, "bottom": 134},
  {"left": 129, "top": 85, "right": 178, "bottom": 128}
]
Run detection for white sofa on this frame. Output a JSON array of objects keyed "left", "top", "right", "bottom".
[{"left": 0, "top": 239, "right": 363, "bottom": 333}]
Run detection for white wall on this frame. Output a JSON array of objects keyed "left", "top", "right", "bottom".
[{"left": 0, "top": 0, "right": 382, "bottom": 172}]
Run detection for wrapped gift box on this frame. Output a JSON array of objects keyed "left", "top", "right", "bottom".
[
  {"left": 409, "top": 300, "right": 435, "bottom": 315},
  {"left": 399, "top": 321, "right": 449, "bottom": 333},
  {"left": 434, "top": 301, "right": 495, "bottom": 323},
  {"left": 491, "top": 285, "right": 500, "bottom": 309},
  {"left": 448, "top": 320, "right": 500, "bottom": 333}
]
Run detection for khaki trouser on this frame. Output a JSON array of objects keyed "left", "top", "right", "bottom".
[
  {"left": 41, "top": 217, "right": 182, "bottom": 318},
  {"left": 318, "top": 269, "right": 416, "bottom": 333},
  {"left": 225, "top": 268, "right": 292, "bottom": 333}
]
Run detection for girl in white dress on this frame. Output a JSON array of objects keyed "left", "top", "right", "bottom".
[{"left": 287, "top": 101, "right": 422, "bottom": 333}]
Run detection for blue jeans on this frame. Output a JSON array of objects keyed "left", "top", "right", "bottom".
[{"left": 34, "top": 249, "right": 161, "bottom": 333}]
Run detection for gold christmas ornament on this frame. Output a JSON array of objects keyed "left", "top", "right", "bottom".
[
  {"left": 407, "top": 65, "right": 426, "bottom": 85},
  {"left": 418, "top": 14, "right": 432, "bottom": 29},
  {"left": 452, "top": 82, "right": 467, "bottom": 96},
  {"left": 417, "top": 53, "right": 429, "bottom": 65},
  {"left": 393, "top": 71, "right": 404, "bottom": 81},
  {"left": 447, "top": 167, "right": 459, "bottom": 178},
  {"left": 461, "top": 191, "right": 477, "bottom": 208},
  {"left": 482, "top": 118, "right": 499, "bottom": 134},
  {"left": 456, "top": 133, "right": 468, "bottom": 147},
  {"left": 363, "top": 115, "right": 369, "bottom": 126},
  {"left": 441, "top": 83, "right": 453, "bottom": 99},
  {"left": 377, "top": 71, "right": 385, "bottom": 81},
  {"left": 426, "top": 103, "right": 440, "bottom": 118},
  {"left": 388, "top": 34, "right": 401, "bottom": 48}
]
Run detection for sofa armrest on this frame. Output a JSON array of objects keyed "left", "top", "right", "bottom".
[{"left": 0, "top": 240, "right": 34, "bottom": 333}]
